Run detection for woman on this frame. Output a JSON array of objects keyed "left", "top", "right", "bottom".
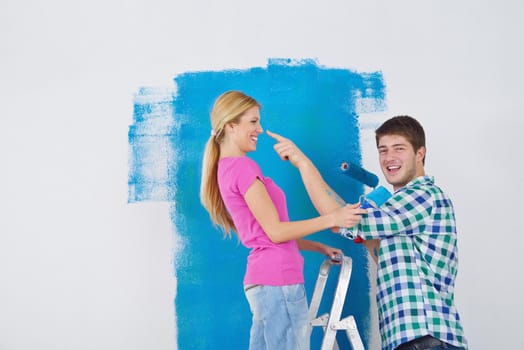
[{"left": 200, "top": 91, "right": 365, "bottom": 350}]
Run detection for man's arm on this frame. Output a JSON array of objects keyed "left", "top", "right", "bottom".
[
  {"left": 266, "top": 130, "right": 346, "bottom": 215},
  {"left": 358, "top": 187, "right": 433, "bottom": 240}
]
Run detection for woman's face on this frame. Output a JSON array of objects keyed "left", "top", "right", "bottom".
[{"left": 229, "top": 106, "right": 263, "bottom": 155}]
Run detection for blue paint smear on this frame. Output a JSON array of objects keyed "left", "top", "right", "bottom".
[{"left": 128, "top": 58, "right": 386, "bottom": 349}]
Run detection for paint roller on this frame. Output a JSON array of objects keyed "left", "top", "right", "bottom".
[
  {"left": 339, "top": 161, "right": 392, "bottom": 242},
  {"left": 340, "top": 161, "right": 379, "bottom": 189}
]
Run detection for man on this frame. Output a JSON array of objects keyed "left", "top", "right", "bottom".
[{"left": 267, "top": 116, "right": 468, "bottom": 350}]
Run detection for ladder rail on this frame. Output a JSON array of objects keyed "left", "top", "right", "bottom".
[
  {"left": 308, "top": 256, "right": 365, "bottom": 350},
  {"left": 307, "top": 259, "right": 332, "bottom": 338}
]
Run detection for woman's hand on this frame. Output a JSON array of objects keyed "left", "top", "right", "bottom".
[
  {"left": 297, "top": 240, "right": 344, "bottom": 264},
  {"left": 319, "top": 244, "right": 344, "bottom": 265}
]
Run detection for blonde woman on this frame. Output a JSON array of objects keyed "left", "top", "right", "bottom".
[{"left": 200, "top": 91, "right": 365, "bottom": 350}]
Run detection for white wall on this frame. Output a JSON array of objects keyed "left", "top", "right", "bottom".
[{"left": 2, "top": 0, "right": 523, "bottom": 349}]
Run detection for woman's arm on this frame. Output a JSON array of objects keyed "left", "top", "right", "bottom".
[
  {"left": 244, "top": 178, "right": 364, "bottom": 243},
  {"left": 297, "top": 239, "right": 343, "bottom": 261}
]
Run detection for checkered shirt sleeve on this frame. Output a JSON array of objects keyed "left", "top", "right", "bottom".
[{"left": 356, "top": 186, "right": 433, "bottom": 239}]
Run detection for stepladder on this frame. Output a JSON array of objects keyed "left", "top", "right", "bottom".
[{"left": 307, "top": 255, "right": 365, "bottom": 350}]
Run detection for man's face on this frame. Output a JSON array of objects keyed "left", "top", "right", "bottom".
[{"left": 377, "top": 134, "right": 425, "bottom": 191}]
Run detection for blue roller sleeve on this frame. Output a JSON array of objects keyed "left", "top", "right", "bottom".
[{"left": 360, "top": 186, "right": 392, "bottom": 208}]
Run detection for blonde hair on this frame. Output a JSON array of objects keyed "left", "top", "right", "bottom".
[{"left": 200, "top": 91, "right": 261, "bottom": 237}]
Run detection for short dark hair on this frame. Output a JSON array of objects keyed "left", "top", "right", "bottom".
[{"left": 375, "top": 115, "right": 426, "bottom": 163}]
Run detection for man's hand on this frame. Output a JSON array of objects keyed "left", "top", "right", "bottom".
[{"left": 266, "top": 130, "right": 309, "bottom": 168}]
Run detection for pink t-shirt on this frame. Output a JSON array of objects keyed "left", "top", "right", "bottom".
[{"left": 217, "top": 156, "right": 304, "bottom": 286}]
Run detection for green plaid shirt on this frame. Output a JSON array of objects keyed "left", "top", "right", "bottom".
[{"left": 357, "top": 176, "right": 468, "bottom": 350}]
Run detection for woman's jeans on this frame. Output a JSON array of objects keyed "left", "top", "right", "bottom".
[{"left": 244, "top": 284, "right": 308, "bottom": 350}]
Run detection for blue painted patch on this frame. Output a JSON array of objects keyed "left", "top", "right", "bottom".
[{"left": 128, "top": 58, "right": 386, "bottom": 349}]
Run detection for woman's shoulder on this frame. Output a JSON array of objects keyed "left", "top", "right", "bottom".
[
  {"left": 219, "top": 156, "right": 263, "bottom": 176},
  {"left": 220, "top": 156, "right": 259, "bottom": 168}
]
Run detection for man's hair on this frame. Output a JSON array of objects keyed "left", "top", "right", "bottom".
[{"left": 375, "top": 115, "right": 426, "bottom": 163}]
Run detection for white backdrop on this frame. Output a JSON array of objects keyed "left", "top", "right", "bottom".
[{"left": 2, "top": 0, "right": 523, "bottom": 349}]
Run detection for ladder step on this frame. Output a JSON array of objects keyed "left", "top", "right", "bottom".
[
  {"left": 310, "top": 313, "right": 329, "bottom": 327},
  {"left": 331, "top": 315, "right": 358, "bottom": 330}
]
